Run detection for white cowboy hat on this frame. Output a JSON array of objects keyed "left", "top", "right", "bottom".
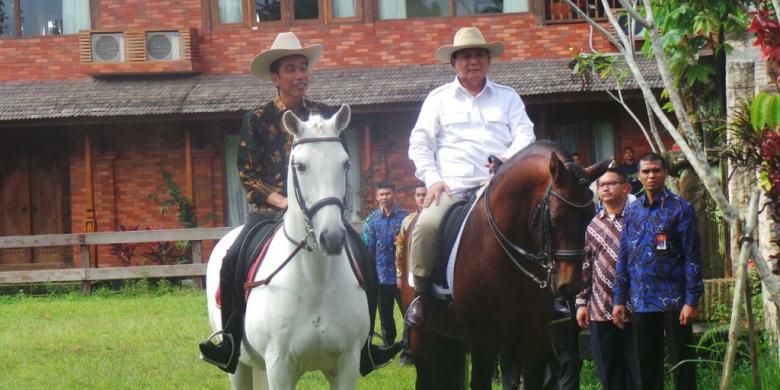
[
  {"left": 435, "top": 27, "right": 504, "bottom": 63},
  {"left": 250, "top": 32, "right": 323, "bottom": 80}
]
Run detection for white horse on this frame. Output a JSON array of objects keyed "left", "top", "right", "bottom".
[{"left": 206, "top": 105, "right": 370, "bottom": 390}]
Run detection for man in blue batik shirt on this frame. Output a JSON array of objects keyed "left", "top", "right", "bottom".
[
  {"left": 365, "top": 181, "right": 409, "bottom": 347},
  {"left": 612, "top": 153, "right": 703, "bottom": 390}
]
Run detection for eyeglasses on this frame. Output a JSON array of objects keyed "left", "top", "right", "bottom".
[{"left": 598, "top": 181, "right": 625, "bottom": 189}]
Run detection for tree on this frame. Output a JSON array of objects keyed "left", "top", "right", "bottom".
[{"left": 562, "top": 0, "right": 780, "bottom": 387}]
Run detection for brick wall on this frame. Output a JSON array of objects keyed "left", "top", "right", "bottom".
[
  {"left": 68, "top": 122, "right": 225, "bottom": 266},
  {"left": 0, "top": 1, "right": 614, "bottom": 81}
]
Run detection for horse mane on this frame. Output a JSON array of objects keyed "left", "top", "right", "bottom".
[{"left": 496, "top": 140, "right": 588, "bottom": 186}]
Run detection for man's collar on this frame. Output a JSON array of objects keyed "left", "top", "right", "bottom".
[
  {"left": 451, "top": 77, "right": 492, "bottom": 96},
  {"left": 274, "top": 95, "right": 309, "bottom": 113},
  {"left": 598, "top": 205, "right": 625, "bottom": 219},
  {"left": 640, "top": 187, "right": 671, "bottom": 207},
  {"left": 379, "top": 204, "right": 400, "bottom": 216}
]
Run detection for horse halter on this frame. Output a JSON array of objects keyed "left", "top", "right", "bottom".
[
  {"left": 485, "top": 179, "right": 593, "bottom": 289},
  {"left": 289, "top": 136, "right": 347, "bottom": 225}
]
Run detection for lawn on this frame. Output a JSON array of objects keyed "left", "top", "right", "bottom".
[{"left": 0, "top": 282, "right": 777, "bottom": 389}]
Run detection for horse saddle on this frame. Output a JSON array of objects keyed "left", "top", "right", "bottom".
[{"left": 432, "top": 192, "right": 479, "bottom": 291}]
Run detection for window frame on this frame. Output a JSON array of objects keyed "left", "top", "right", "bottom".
[
  {"left": 374, "top": 0, "right": 530, "bottom": 21},
  {"left": 0, "top": 0, "right": 95, "bottom": 39},
  {"left": 208, "top": 0, "right": 363, "bottom": 28}
]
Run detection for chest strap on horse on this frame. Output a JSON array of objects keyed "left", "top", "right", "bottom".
[{"left": 243, "top": 225, "right": 311, "bottom": 291}]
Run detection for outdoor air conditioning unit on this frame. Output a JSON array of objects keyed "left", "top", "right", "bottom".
[
  {"left": 91, "top": 33, "right": 125, "bottom": 62},
  {"left": 146, "top": 31, "right": 182, "bottom": 61},
  {"left": 617, "top": 13, "right": 646, "bottom": 40}
]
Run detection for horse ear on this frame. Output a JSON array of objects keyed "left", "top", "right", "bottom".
[
  {"left": 331, "top": 104, "right": 351, "bottom": 133},
  {"left": 583, "top": 158, "right": 613, "bottom": 184},
  {"left": 549, "top": 152, "right": 567, "bottom": 184},
  {"left": 282, "top": 110, "right": 302, "bottom": 137}
]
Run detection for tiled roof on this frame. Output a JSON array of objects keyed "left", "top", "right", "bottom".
[{"left": 0, "top": 57, "right": 662, "bottom": 122}]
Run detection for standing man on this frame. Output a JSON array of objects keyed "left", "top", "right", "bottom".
[
  {"left": 199, "top": 32, "right": 400, "bottom": 374},
  {"left": 364, "top": 181, "right": 408, "bottom": 347},
  {"left": 406, "top": 27, "right": 536, "bottom": 323},
  {"left": 617, "top": 146, "right": 641, "bottom": 194},
  {"left": 612, "top": 153, "right": 703, "bottom": 390},
  {"left": 575, "top": 168, "right": 639, "bottom": 390}
]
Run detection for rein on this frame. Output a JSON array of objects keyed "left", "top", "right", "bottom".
[
  {"left": 484, "top": 178, "right": 593, "bottom": 289},
  {"left": 244, "top": 135, "right": 349, "bottom": 291}
]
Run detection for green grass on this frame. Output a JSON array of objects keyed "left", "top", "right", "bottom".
[{"left": 1, "top": 282, "right": 777, "bottom": 389}]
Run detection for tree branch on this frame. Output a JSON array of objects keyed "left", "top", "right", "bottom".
[
  {"left": 562, "top": 0, "right": 623, "bottom": 49},
  {"left": 615, "top": 0, "right": 653, "bottom": 29},
  {"left": 645, "top": 99, "right": 666, "bottom": 153},
  {"left": 606, "top": 88, "right": 658, "bottom": 152}
]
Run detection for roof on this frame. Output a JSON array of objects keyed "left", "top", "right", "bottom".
[{"left": 0, "top": 57, "right": 662, "bottom": 122}]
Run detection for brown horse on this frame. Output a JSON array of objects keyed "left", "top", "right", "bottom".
[{"left": 398, "top": 141, "right": 610, "bottom": 390}]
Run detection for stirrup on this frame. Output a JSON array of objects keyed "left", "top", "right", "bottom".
[{"left": 199, "top": 329, "right": 235, "bottom": 370}]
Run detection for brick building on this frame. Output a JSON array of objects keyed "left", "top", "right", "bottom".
[{"left": 0, "top": 0, "right": 662, "bottom": 268}]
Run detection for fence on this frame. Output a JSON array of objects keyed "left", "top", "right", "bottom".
[{"left": 0, "top": 227, "right": 233, "bottom": 289}]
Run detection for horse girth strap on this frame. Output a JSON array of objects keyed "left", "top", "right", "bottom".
[{"left": 244, "top": 231, "right": 309, "bottom": 291}]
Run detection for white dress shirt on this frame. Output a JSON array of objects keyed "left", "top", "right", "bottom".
[{"left": 408, "top": 77, "right": 536, "bottom": 194}]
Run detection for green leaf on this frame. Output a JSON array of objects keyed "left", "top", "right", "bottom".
[
  {"left": 750, "top": 93, "right": 780, "bottom": 131},
  {"left": 685, "top": 63, "right": 716, "bottom": 87},
  {"left": 663, "top": 100, "right": 675, "bottom": 113}
]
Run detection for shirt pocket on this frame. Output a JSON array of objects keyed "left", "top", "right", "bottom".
[
  {"left": 482, "top": 107, "right": 508, "bottom": 126},
  {"left": 440, "top": 111, "right": 470, "bottom": 128}
]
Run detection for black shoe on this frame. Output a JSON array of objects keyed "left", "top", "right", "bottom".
[{"left": 199, "top": 330, "right": 239, "bottom": 373}]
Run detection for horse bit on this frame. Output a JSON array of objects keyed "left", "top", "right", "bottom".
[{"left": 484, "top": 176, "right": 593, "bottom": 289}]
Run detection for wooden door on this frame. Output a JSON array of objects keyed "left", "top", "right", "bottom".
[
  {"left": 0, "top": 153, "right": 33, "bottom": 264},
  {"left": 30, "top": 152, "right": 66, "bottom": 262}
]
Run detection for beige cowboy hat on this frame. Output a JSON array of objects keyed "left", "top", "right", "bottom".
[
  {"left": 435, "top": 27, "right": 504, "bottom": 63},
  {"left": 250, "top": 32, "right": 323, "bottom": 80}
]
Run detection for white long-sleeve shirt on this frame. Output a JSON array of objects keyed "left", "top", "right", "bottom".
[{"left": 408, "top": 77, "right": 536, "bottom": 194}]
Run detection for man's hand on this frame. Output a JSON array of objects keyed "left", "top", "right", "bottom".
[
  {"left": 485, "top": 155, "right": 505, "bottom": 174},
  {"left": 396, "top": 279, "right": 402, "bottom": 290},
  {"left": 424, "top": 182, "right": 451, "bottom": 208},
  {"left": 679, "top": 304, "right": 698, "bottom": 326},
  {"left": 576, "top": 306, "right": 590, "bottom": 329},
  {"left": 267, "top": 192, "right": 288, "bottom": 210},
  {"left": 612, "top": 305, "right": 627, "bottom": 329}
]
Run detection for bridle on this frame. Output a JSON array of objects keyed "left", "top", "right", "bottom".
[
  {"left": 286, "top": 136, "right": 347, "bottom": 249},
  {"left": 484, "top": 176, "right": 593, "bottom": 289}
]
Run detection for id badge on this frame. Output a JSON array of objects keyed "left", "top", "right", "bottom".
[{"left": 656, "top": 231, "right": 668, "bottom": 251}]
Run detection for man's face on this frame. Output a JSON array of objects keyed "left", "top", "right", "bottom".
[
  {"left": 451, "top": 48, "right": 490, "bottom": 85},
  {"left": 623, "top": 148, "right": 635, "bottom": 164},
  {"left": 638, "top": 160, "right": 667, "bottom": 192},
  {"left": 597, "top": 172, "right": 629, "bottom": 205},
  {"left": 413, "top": 186, "right": 427, "bottom": 209},
  {"left": 572, "top": 154, "right": 582, "bottom": 165},
  {"left": 271, "top": 55, "right": 309, "bottom": 100},
  {"left": 376, "top": 188, "right": 394, "bottom": 209}
]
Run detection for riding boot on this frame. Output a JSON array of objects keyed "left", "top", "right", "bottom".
[
  {"left": 405, "top": 276, "right": 429, "bottom": 327},
  {"left": 345, "top": 225, "right": 402, "bottom": 376}
]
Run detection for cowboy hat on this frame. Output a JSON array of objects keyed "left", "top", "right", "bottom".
[
  {"left": 250, "top": 32, "right": 323, "bottom": 80},
  {"left": 435, "top": 27, "right": 504, "bottom": 63}
]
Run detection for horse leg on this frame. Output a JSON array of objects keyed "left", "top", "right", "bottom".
[
  {"left": 228, "top": 361, "right": 254, "bottom": 390},
  {"left": 433, "top": 337, "right": 467, "bottom": 390},
  {"left": 499, "top": 349, "right": 522, "bottom": 390},
  {"left": 263, "top": 355, "right": 301, "bottom": 390},
  {"left": 469, "top": 349, "right": 495, "bottom": 390},
  {"left": 521, "top": 345, "right": 554, "bottom": 390},
  {"left": 324, "top": 347, "right": 362, "bottom": 390}
]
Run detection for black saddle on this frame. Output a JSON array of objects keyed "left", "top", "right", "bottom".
[
  {"left": 432, "top": 192, "right": 479, "bottom": 290},
  {"left": 234, "top": 218, "right": 281, "bottom": 294}
]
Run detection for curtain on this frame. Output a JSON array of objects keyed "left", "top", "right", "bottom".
[
  {"left": 379, "top": 0, "right": 407, "bottom": 19},
  {"left": 503, "top": 0, "right": 529, "bottom": 13},
  {"left": 62, "top": 0, "right": 90, "bottom": 34},
  {"left": 225, "top": 136, "right": 248, "bottom": 226},
  {"left": 590, "top": 121, "right": 615, "bottom": 163},
  {"left": 333, "top": 0, "right": 356, "bottom": 18},
  {"left": 219, "top": 0, "right": 243, "bottom": 23}
]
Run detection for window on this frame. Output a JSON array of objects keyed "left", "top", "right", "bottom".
[
  {"left": 378, "top": 0, "right": 528, "bottom": 20},
  {"left": 214, "top": 0, "right": 351, "bottom": 25},
  {"left": 0, "top": 0, "right": 91, "bottom": 38},
  {"left": 331, "top": 0, "right": 356, "bottom": 18}
]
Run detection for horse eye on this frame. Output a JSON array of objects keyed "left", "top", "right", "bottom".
[
  {"left": 295, "top": 163, "right": 306, "bottom": 173},
  {"left": 343, "top": 161, "right": 351, "bottom": 170}
]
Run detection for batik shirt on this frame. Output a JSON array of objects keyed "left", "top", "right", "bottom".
[
  {"left": 576, "top": 209, "right": 627, "bottom": 322},
  {"left": 237, "top": 97, "right": 334, "bottom": 215},
  {"left": 613, "top": 188, "right": 704, "bottom": 313},
  {"left": 364, "top": 205, "right": 409, "bottom": 285}
]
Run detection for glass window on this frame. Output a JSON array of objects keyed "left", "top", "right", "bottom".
[
  {"left": 406, "top": 0, "right": 449, "bottom": 18},
  {"left": 219, "top": 0, "right": 243, "bottom": 23},
  {"left": 22, "top": 0, "right": 64, "bottom": 36},
  {"left": 293, "top": 0, "right": 318, "bottom": 19},
  {"left": 590, "top": 121, "right": 615, "bottom": 163},
  {"left": 331, "top": 0, "right": 355, "bottom": 18},
  {"left": 457, "top": 0, "right": 503, "bottom": 15},
  {"left": 256, "top": 0, "right": 282, "bottom": 22},
  {"left": 0, "top": 0, "right": 17, "bottom": 36}
]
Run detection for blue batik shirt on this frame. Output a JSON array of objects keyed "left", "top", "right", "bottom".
[
  {"left": 613, "top": 187, "right": 704, "bottom": 313},
  {"left": 365, "top": 205, "right": 409, "bottom": 285}
]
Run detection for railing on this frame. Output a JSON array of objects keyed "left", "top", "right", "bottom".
[
  {"left": 545, "top": 0, "right": 623, "bottom": 23},
  {"left": 0, "top": 227, "right": 234, "bottom": 289}
]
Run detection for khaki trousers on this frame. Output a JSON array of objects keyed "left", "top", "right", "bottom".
[{"left": 410, "top": 192, "right": 463, "bottom": 279}]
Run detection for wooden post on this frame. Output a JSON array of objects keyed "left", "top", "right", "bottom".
[
  {"left": 80, "top": 243, "right": 91, "bottom": 295},
  {"left": 184, "top": 129, "right": 194, "bottom": 200},
  {"left": 744, "top": 270, "right": 761, "bottom": 390},
  {"left": 84, "top": 132, "right": 98, "bottom": 268},
  {"left": 191, "top": 240, "right": 203, "bottom": 288}
]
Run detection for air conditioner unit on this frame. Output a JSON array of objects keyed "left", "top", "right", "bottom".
[
  {"left": 91, "top": 33, "right": 125, "bottom": 62},
  {"left": 146, "top": 31, "right": 181, "bottom": 61},
  {"left": 617, "top": 13, "right": 646, "bottom": 40}
]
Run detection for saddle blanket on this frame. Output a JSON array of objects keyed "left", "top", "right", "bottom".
[{"left": 408, "top": 185, "right": 486, "bottom": 298}]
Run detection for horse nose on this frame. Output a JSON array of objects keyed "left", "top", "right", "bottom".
[{"left": 319, "top": 227, "right": 346, "bottom": 255}]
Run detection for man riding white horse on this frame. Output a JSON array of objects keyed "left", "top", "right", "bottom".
[{"left": 199, "top": 31, "right": 401, "bottom": 375}]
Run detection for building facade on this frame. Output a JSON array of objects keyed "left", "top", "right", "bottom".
[{"left": 0, "top": 0, "right": 662, "bottom": 268}]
